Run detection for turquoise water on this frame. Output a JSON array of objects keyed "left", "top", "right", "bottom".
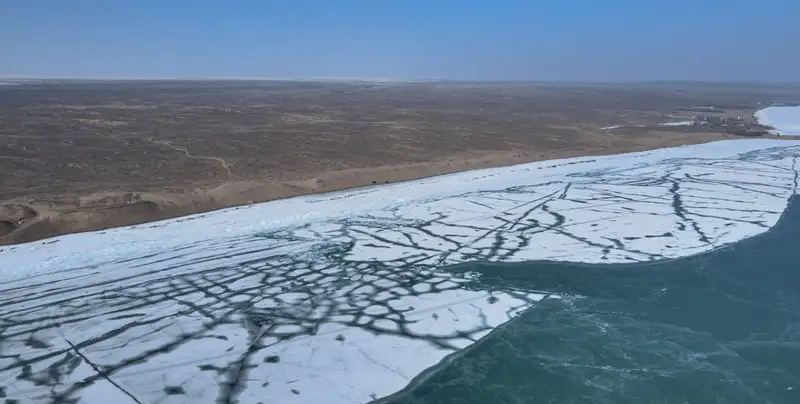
[{"left": 386, "top": 197, "right": 800, "bottom": 404}]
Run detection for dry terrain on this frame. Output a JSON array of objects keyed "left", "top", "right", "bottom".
[{"left": 1, "top": 80, "right": 797, "bottom": 244}]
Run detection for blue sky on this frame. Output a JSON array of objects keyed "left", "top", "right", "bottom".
[{"left": 1, "top": 0, "right": 798, "bottom": 81}]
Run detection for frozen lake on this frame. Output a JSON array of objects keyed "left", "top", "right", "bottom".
[
  {"left": 2, "top": 140, "right": 800, "bottom": 403},
  {"left": 755, "top": 106, "right": 800, "bottom": 136}
]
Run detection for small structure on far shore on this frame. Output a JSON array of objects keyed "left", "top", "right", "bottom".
[{"left": 689, "top": 113, "right": 772, "bottom": 137}]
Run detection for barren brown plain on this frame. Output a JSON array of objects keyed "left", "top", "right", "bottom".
[{"left": 1, "top": 80, "right": 797, "bottom": 244}]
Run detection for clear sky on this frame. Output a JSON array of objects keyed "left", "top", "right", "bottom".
[{"left": 1, "top": 0, "right": 798, "bottom": 81}]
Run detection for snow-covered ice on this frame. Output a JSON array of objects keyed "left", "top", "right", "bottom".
[
  {"left": 755, "top": 106, "right": 800, "bottom": 136},
  {"left": 659, "top": 120, "right": 694, "bottom": 126},
  {"left": 601, "top": 124, "right": 646, "bottom": 130},
  {"left": 2, "top": 139, "right": 800, "bottom": 403},
  {"left": 601, "top": 121, "right": 693, "bottom": 130}
]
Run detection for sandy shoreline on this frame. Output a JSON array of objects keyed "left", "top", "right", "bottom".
[
  {"left": 5, "top": 80, "right": 797, "bottom": 246},
  {"left": 1, "top": 134, "right": 746, "bottom": 245}
]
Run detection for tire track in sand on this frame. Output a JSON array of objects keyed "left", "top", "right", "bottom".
[{"left": 150, "top": 138, "right": 234, "bottom": 178}]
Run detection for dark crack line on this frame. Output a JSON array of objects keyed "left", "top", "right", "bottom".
[{"left": 63, "top": 338, "right": 143, "bottom": 404}]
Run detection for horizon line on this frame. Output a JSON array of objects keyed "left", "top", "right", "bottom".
[{"left": 1, "top": 75, "right": 799, "bottom": 86}]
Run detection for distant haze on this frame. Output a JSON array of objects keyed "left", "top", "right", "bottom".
[{"left": 2, "top": 0, "right": 798, "bottom": 82}]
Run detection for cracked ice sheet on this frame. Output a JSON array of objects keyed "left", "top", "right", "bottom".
[
  {"left": 345, "top": 151, "right": 800, "bottom": 264},
  {"left": 2, "top": 140, "right": 800, "bottom": 404}
]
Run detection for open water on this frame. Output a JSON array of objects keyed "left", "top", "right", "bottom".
[{"left": 388, "top": 198, "right": 800, "bottom": 404}]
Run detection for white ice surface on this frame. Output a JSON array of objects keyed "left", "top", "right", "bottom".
[
  {"left": 601, "top": 124, "right": 645, "bottom": 130},
  {"left": 2, "top": 139, "right": 800, "bottom": 403},
  {"left": 601, "top": 121, "right": 691, "bottom": 130},
  {"left": 659, "top": 120, "right": 694, "bottom": 126},
  {"left": 755, "top": 106, "right": 800, "bottom": 136}
]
